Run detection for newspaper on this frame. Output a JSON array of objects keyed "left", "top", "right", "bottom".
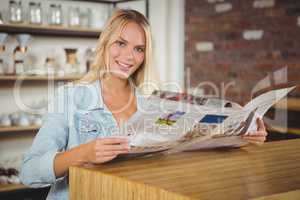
[{"left": 117, "top": 86, "right": 296, "bottom": 156}]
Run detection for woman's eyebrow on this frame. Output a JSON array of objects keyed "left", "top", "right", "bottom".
[
  {"left": 136, "top": 44, "right": 146, "bottom": 48},
  {"left": 119, "top": 36, "right": 145, "bottom": 47},
  {"left": 118, "top": 37, "right": 128, "bottom": 43}
]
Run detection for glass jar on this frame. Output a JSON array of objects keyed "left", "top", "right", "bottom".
[
  {"left": 68, "top": 7, "right": 80, "bottom": 27},
  {"left": 29, "top": 2, "right": 42, "bottom": 25},
  {"left": 80, "top": 8, "right": 91, "bottom": 28},
  {"left": 48, "top": 4, "right": 62, "bottom": 26},
  {"left": 9, "top": 0, "right": 23, "bottom": 23},
  {"left": 64, "top": 48, "right": 79, "bottom": 75},
  {"left": 15, "top": 60, "right": 24, "bottom": 75},
  {"left": 85, "top": 47, "right": 95, "bottom": 72},
  {"left": 0, "top": 60, "right": 5, "bottom": 74},
  {"left": 0, "top": 13, "right": 4, "bottom": 24}
]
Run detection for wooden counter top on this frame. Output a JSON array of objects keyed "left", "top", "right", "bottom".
[{"left": 70, "top": 139, "right": 300, "bottom": 200}]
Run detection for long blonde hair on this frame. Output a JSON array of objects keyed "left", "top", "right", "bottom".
[{"left": 80, "top": 9, "right": 154, "bottom": 88}]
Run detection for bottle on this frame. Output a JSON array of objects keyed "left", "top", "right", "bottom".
[
  {"left": 68, "top": 7, "right": 80, "bottom": 27},
  {"left": 29, "top": 2, "right": 42, "bottom": 24},
  {"left": 48, "top": 4, "right": 62, "bottom": 26},
  {"left": 80, "top": 8, "right": 91, "bottom": 28},
  {"left": 9, "top": 0, "right": 23, "bottom": 23}
]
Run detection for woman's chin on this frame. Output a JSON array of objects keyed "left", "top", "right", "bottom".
[{"left": 111, "top": 71, "right": 131, "bottom": 80}]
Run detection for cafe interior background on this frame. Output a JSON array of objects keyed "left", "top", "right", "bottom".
[{"left": 0, "top": 0, "right": 299, "bottom": 199}]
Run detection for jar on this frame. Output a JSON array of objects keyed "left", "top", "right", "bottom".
[
  {"left": 48, "top": 4, "right": 62, "bottom": 25},
  {"left": 68, "top": 7, "right": 80, "bottom": 27},
  {"left": 64, "top": 48, "right": 79, "bottom": 74},
  {"left": 9, "top": 0, "right": 23, "bottom": 23},
  {"left": 90, "top": 7, "right": 108, "bottom": 29},
  {"left": 0, "top": 59, "right": 9, "bottom": 75},
  {"left": 0, "top": 13, "right": 4, "bottom": 24},
  {"left": 85, "top": 47, "right": 95, "bottom": 72},
  {"left": 15, "top": 61, "right": 24, "bottom": 75},
  {"left": 80, "top": 8, "right": 91, "bottom": 28},
  {"left": 0, "top": 60, "right": 4, "bottom": 74},
  {"left": 29, "top": 2, "right": 42, "bottom": 25}
]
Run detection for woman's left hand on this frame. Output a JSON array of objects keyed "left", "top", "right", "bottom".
[{"left": 242, "top": 118, "right": 268, "bottom": 145}]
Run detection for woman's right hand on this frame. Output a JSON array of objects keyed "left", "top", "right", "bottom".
[
  {"left": 54, "top": 137, "right": 129, "bottom": 178},
  {"left": 81, "top": 137, "right": 130, "bottom": 164}
]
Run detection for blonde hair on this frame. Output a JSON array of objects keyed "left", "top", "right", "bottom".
[{"left": 80, "top": 9, "right": 154, "bottom": 88}]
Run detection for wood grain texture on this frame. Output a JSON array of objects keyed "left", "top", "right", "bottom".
[
  {"left": 0, "top": 75, "right": 83, "bottom": 81},
  {"left": 253, "top": 189, "right": 300, "bottom": 200},
  {"left": 0, "top": 184, "right": 27, "bottom": 192},
  {"left": 0, "top": 125, "right": 39, "bottom": 133},
  {"left": 70, "top": 139, "right": 300, "bottom": 200}
]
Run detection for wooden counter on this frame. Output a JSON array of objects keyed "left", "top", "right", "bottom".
[{"left": 70, "top": 139, "right": 300, "bottom": 200}]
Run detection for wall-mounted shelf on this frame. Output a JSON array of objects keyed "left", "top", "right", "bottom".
[
  {"left": 0, "top": 23, "right": 101, "bottom": 38},
  {"left": 0, "top": 184, "right": 27, "bottom": 192},
  {"left": 0, "top": 125, "right": 40, "bottom": 133},
  {"left": 274, "top": 98, "right": 300, "bottom": 111},
  {"left": 267, "top": 125, "right": 300, "bottom": 135},
  {"left": 0, "top": 75, "right": 83, "bottom": 81}
]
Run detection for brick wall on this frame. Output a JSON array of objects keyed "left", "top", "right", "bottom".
[{"left": 185, "top": 0, "right": 300, "bottom": 104}]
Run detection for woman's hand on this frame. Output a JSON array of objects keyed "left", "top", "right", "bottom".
[
  {"left": 54, "top": 137, "right": 129, "bottom": 178},
  {"left": 82, "top": 137, "right": 130, "bottom": 164},
  {"left": 242, "top": 118, "right": 268, "bottom": 145}
]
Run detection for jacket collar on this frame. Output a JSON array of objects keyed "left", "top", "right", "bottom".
[{"left": 75, "top": 79, "right": 144, "bottom": 111}]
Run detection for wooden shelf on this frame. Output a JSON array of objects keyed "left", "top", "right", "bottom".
[
  {"left": 0, "top": 125, "right": 40, "bottom": 133},
  {"left": 274, "top": 98, "right": 300, "bottom": 112},
  {"left": 0, "top": 23, "right": 101, "bottom": 38},
  {"left": 0, "top": 184, "right": 27, "bottom": 192},
  {"left": 267, "top": 125, "right": 300, "bottom": 135},
  {"left": 0, "top": 75, "right": 83, "bottom": 81}
]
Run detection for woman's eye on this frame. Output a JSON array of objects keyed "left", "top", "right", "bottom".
[
  {"left": 116, "top": 41, "right": 126, "bottom": 47},
  {"left": 135, "top": 47, "right": 145, "bottom": 53}
]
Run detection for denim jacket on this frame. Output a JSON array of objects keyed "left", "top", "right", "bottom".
[{"left": 20, "top": 80, "right": 146, "bottom": 200}]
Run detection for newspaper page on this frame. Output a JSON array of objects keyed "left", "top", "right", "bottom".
[
  {"left": 166, "top": 86, "right": 296, "bottom": 154},
  {"left": 122, "top": 86, "right": 295, "bottom": 155}
]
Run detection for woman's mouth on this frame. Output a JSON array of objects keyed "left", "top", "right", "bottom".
[{"left": 116, "top": 61, "right": 133, "bottom": 72}]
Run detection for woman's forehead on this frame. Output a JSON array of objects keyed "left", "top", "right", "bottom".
[{"left": 118, "top": 22, "right": 146, "bottom": 46}]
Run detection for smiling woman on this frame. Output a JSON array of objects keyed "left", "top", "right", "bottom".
[{"left": 20, "top": 9, "right": 155, "bottom": 200}]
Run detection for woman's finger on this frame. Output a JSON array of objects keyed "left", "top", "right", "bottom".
[
  {"left": 242, "top": 135, "right": 266, "bottom": 142},
  {"left": 247, "top": 131, "right": 267, "bottom": 137},
  {"left": 101, "top": 144, "right": 130, "bottom": 151},
  {"left": 97, "top": 137, "right": 129, "bottom": 145},
  {"left": 257, "top": 118, "right": 266, "bottom": 131},
  {"left": 247, "top": 140, "right": 265, "bottom": 145},
  {"left": 101, "top": 150, "right": 129, "bottom": 157},
  {"left": 243, "top": 136, "right": 266, "bottom": 141},
  {"left": 97, "top": 155, "right": 117, "bottom": 163}
]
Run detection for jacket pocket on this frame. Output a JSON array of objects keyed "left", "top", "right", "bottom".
[
  {"left": 73, "top": 108, "right": 116, "bottom": 143},
  {"left": 74, "top": 110, "right": 102, "bottom": 143}
]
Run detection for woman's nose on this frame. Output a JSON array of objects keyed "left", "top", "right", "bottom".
[{"left": 122, "top": 46, "right": 134, "bottom": 61}]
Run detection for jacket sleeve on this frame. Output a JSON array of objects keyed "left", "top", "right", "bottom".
[{"left": 20, "top": 86, "right": 70, "bottom": 188}]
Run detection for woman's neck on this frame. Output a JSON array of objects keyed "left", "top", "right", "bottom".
[{"left": 101, "top": 75, "right": 131, "bottom": 94}]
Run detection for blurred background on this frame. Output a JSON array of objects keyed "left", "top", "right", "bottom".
[{"left": 0, "top": 0, "right": 299, "bottom": 199}]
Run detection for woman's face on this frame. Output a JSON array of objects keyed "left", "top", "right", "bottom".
[{"left": 108, "top": 22, "right": 146, "bottom": 79}]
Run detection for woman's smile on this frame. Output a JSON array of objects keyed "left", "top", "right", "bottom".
[{"left": 115, "top": 60, "right": 134, "bottom": 72}]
